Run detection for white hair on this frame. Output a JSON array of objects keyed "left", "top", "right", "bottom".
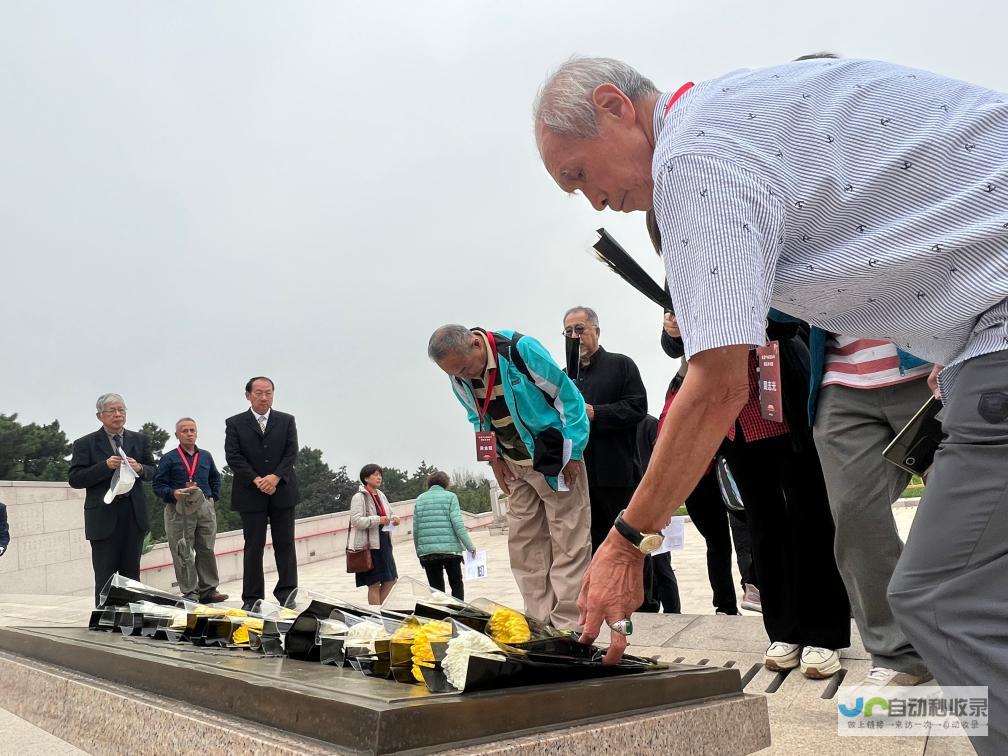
[
  {"left": 534, "top": 57, "right": 659, "bottom": 140},
  {"left": 175, "top": 417, "right": 197, "bottom": 431},
  {"left": 428, "top": 324, "right": 476, "bottom": 361},
  {"left": 95, "top": 393, "right": 125, "bottom": 412}
]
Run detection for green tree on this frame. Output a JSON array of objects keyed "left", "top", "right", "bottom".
[
  {"left": 139, "top": 422, "right": 170, "bottom": 543},
  {"left": 214, "top": 467, "right": 242, "bottom": 533},
  {"left": 0, "top": 413, "right": 72, "bottom": 481},
  {"left": 139, "top": 421, "right": 170, "bottom": 461}
]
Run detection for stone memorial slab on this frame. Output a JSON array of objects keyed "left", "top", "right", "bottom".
[{"left": 0, "top": 626, "right": 752, "bottom": 754}]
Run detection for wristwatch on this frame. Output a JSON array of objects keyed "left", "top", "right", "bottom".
[{"left": 614, "top": 510, "right": 664, "bottom": 554}]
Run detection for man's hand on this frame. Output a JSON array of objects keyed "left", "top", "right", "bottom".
[
  {"left": 489, "top": 458, "right": 515, "bottom": 495},
  {"left": 126, "top": 457, "right": 143, "bottom": 474},
  {"left": 577, "top": 529, "right": 644, "bottom": 664},
  {"left": 561, "top": 459, "right": 581, "bottom": 487},
  {"left": 106, "top": 455, "right": 122, "bottom": 470},
  {"left": 174, "top": 487, "right": 194, "bottom": 502},
  {"left": 927, "top": 364, "right": 944, "bottom": 400},
  {"left": 585, "top": 404, "right": 595, "bottom": 421},
  {"left": 256, "top": 474, "right": 280, "bottom": 495},
  {"left": 662, "top": 312, "right": 681, "bottom": 338}
]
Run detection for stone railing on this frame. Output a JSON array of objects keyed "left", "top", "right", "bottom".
[{"left": 0, "top": 481, "right": 496, "bottom": 597}]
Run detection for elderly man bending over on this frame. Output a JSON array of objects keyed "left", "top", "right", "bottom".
[
  {"left": 429, "top": 324, "right": 591, "bottom": 631},
  {"left": 534, "top": 56, "right": 1008, "bottom": 755}
]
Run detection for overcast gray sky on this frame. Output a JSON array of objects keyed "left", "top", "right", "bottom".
[{"left": 2, "top": 1, "right": 1006, "bottom": 479}]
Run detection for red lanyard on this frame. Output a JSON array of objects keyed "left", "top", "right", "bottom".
[
  {"left": 664, "top": 81, "right": 694, "bottom": 117},
  {"left": 177, "top": 447, "right": 199, "bottom": 481},
  {"left": 475, "top": 331, "right": 498, "bottom": 425}
]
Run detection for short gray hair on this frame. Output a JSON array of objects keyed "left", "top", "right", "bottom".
[
  {"left": 428, "top": 324, "right": 475, "bottom": 361},
  {"left": 563, "top": 306, "right": 599, "bottom": 327},
  {"left": 534, "top": 57, "right": 659, "bottom": 140},
  {"left": 175, "top": 417, "right": 197, "bottom": 430},
  {"left": 95, "top": 393, "right": 126, "bottom": 412}
]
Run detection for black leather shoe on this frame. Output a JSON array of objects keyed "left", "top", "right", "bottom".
[
  {"left": 240, "top": 601, "right": 257, "bottom": 612},
  {"left": 201, "top": 590, "right": 229, "bottom": 604}
]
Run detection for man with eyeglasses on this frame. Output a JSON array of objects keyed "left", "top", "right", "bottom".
[
  {"left": 69, "top": 393, "right": 157, "bottom": 605},
  {"left": 225, "top": 376, "right": 300, "bottom": 611},
  {"left": 562, "top": 307, "right": 647, "bottom": 552}
]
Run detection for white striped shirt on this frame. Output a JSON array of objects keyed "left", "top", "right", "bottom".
[
  {"left": 653, "top": 58, "right": 1008, "bottom": 396},
  {"left": 821, "top": 336, "right": 931, "bottom": 389}
]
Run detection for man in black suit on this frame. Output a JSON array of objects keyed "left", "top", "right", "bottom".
[
  {"left": 69, "top": 393, "right": 156, "bottom": 605},
  {"left": 225, "top": 376, "right": 300, "bottom": 610}
]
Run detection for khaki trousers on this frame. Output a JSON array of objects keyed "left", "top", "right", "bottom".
[
  {"left": 503, "top": 459, "right": 592, "bottom": 631},
  {"left": 164, "top": 496, "right": 220, "bottom": 598}
]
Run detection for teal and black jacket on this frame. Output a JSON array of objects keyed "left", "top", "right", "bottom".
[{"left": 449, "top": 329, "right": 588, "bottom": 491}]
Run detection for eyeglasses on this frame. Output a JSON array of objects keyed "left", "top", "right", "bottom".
[
  {"left": 100, "top": 407, "right": 127, "bottom": 416},
  {"left": 562, "top": 325, "right": 594, "bottom": 337},
  {"left": 251, "top": 391, "right": 273, "bottom": 398}
]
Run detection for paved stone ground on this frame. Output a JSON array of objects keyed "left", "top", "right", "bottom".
[{"left": 0, "top": 503, "right": 979, "bottom": 754}]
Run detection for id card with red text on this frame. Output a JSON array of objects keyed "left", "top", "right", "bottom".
[
  {"left": 756, "top": 341, "right": 783, "bottom": 422},
  {"left": 475, "top": 431, "right": 498, "bottom": 461}
]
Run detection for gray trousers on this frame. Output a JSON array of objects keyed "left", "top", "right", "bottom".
[
  {"left": 888, "top": 349, "right": 1008, "bottom": 756},
  {"left": 813, "top": 377, "right": 931, "bottom": 675},
  {"left": 164, "top": 496, "right": 220, "bottom": 598}
]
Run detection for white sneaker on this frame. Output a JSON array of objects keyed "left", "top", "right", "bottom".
[
  {"left": 800, "top": 646, "right": 841, "bottom": 678},
  {"left": 763, "top": 642, "right": 800, "bottom": 671},
  {"left": 740, "top": 584, "right": 762, "bottom": 613},
  {"left": 857, "top": 666, "right": 933, "bottom": 687}
]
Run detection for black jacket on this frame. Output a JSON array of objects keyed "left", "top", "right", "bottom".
[
  {"left": 68, "top": 428, "right": 155, "bottom": 541},
  {"left": 570, "top": 347, "right": 648, "bottom": 488},
  {"left": 224, "top": 409, "right": 299, "bottom": 513}
]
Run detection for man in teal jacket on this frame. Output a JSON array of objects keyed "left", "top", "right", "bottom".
[{"left": 429, "top": 324, "right": 592, "bottom": 630}]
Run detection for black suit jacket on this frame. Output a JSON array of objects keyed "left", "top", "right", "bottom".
[
  {"left": 68, "top": 428, "right": 155, "bottom": 541},
  {"left": 569, "top": 347, "right": 648, "bottom": 488},
  {"left": 224, "top": 409, "right": 300, "bottom": 513}
]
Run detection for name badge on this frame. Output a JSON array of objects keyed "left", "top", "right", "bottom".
[
  {"left": 756, "top": 341, "right": 783, "bottom": 423},
  {"left": 475, "top": 430, "right": 498, "bottom": 461}
]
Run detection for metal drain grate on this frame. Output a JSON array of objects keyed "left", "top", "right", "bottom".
[{"left": 820, "top": 668, "right": 848, "bottom": 699}]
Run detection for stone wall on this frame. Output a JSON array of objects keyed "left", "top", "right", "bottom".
[{"left": 0, "top": 481, "right": 496, "bottom": 597}]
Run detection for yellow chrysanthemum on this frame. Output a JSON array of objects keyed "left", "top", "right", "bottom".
[
  {"left": 410, "top": 620, "right": 452, "bottom": 683},
  {"left": 231, "top": 617, "right": 264, "bottom": 646},
  {"left": 487, "top": 608, "right": 531, "bottom": 644}
]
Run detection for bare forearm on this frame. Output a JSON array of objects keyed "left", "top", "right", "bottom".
[{"left": 624, "top": 350, "right": 749, "bottom": 533}]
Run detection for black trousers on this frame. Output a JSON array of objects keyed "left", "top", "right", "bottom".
[
  {"left": 240, "top": 502, "right": 298, "bottom": 605},
  {"left": 721, "top": 433, "right": 851, "bottom": 649},
  {"left": 728, "top": 510, "right": 757, "bottom": 588},
  {"left": 587, "top": 484, "right": 635, "bottom": 553},
  {"left": 684, "top": 469, "right": 741, "bottom": 614},
  {"left": 91, "top": 499, "right": 145, "bottom": 606},
  {"left": 422, "top": 555, "right": 465, "bottom": 600},
  {"left": 646, "top": 552, "right": 681, "bottom": 613}
]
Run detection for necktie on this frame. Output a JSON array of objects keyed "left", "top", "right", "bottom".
[
  {"left": 258, "top": 416, "right": 266, "bottom": 434},
  {"left": 113, "top": 434, "right": 122, "bottom": 454}
]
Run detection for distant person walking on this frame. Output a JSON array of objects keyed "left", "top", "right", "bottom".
[
  {"left": 413, "top": 471, "right": 476, "bottom": 600},
  {"left": 0, "top": 501, "right": 9, "bottom": 558}
]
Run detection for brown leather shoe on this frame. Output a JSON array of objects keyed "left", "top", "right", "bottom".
[{"left": 201, "top": 590, "right": 229, "bottom": 604}]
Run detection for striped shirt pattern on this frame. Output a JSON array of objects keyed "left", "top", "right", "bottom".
[
  {"left": 653, "top": 58, "right": 1008, "bottom": 396},
  {"left": 821, "top": 336, "right": 932, "bottom": 389}
]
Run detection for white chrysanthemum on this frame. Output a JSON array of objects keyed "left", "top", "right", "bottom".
[
  {"left": 442, "top": 632, "right": 504, "bottom": 691},
  {"left": 345, "top": 621, "right": 390, "bottom": 649},
  {"left": 318, "top": 618, "right": 349, "bottom": 637}
]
